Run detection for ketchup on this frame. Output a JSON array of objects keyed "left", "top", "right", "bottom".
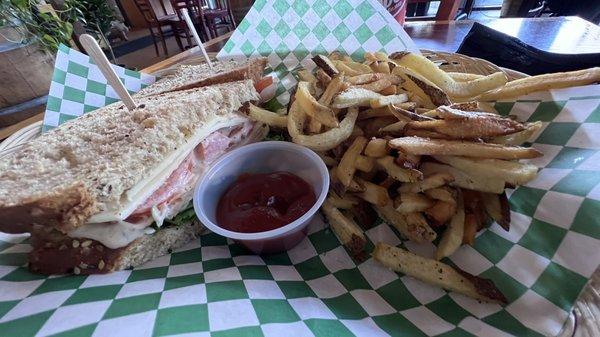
[{"left": 216, "top": 171, "right": 316, "bottom": 233}]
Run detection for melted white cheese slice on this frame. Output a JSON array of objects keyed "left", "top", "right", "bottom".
[{"left": 87, "top": 116, "right": 246, "bottom": 223}]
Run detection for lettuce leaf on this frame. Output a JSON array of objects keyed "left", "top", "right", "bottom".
[{"left": 164, "top": 202, "right": 196, "bottom": 227}]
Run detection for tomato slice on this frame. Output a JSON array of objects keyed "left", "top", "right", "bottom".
[{"left": 254, "top": 76, "right": 273, "bottom": 93}]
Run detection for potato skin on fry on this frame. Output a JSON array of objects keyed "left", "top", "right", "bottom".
[{"left": 373, "top": 243, "right": 507, "bottom": 304}]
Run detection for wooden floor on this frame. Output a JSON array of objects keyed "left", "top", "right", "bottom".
[{"left": 115, "top": 31, "right": 184, "bottom": 71}]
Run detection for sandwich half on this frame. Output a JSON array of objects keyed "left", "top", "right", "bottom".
[{"left": 0, "top": 78, "right": 267, "bottom": 275}]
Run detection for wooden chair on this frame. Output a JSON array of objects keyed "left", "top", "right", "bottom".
[
  {"left": 132, "top": 0, "right": 186, "bottom": 56},
  {"left": 170, "top": 0, "right": 209, "bottom": 45},
  {"left": 199, "top": 0, "right": 236, "bottom": 39}
]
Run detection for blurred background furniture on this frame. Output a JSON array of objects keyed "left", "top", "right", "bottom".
[
  {"left": 199, "top": 0, "right": 236, "bottom": 39},
  {"left": 133, "top": 0, "right": 186, "bottom": 56}
]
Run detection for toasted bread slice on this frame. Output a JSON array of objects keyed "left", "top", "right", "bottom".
[{"left": 136, "top": 57, "right": 267, "bottom": 97}]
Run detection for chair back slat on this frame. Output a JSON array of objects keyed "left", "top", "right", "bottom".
[
  {"left": 133, "top": 0, "right": 159, "bottom": 23},
  {"left": 170, "top": 0, "right": 202, "bottom": 20}
]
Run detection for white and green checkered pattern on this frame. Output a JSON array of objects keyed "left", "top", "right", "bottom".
[
  {"left": 42, "top": 44, "right": 155, "bottom": 133},
  {"left": 1, "top": 85, "right": 599, "bottom": 336},
  {"left": 217, "top": 0, "right": 418, "bottom": 105}
]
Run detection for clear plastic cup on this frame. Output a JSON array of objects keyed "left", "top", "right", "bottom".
[{"left": 193, "top": 141, "right": 329, "bottom": 254}]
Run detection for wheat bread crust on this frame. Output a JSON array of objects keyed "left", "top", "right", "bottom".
[
  {"left": 28, "top": 221, "right": 204, "bottom": 275},
  {"left": 136, "top": 57, "right": 267, "bottom": 97}
]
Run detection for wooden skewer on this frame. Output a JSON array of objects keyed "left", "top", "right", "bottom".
[
  {"left": 182, "top": 8, "right": 214, "bottom": 70},
  {"left": 79, "top": 34, "right": 137, "bottom": 111}
]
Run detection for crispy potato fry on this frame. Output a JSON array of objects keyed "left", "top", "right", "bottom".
[
  {"left": 406, "top": 115, "right": 525, "bottom": 139},
  {"left": 319, "top": 74, "right": 345, "bottom": 106},
  {"left": 377, "top": 156, "right": 423, "bottom": 182},
  {"left": 291, "top": 107, "right": 358, "bottom": 151},
  {"left": 312, "top": 54, "right": 339, "bottom": 77},
  {"left": 406, "top": 74, "right": 451, "bottom": 106},
  {"left": 328, "top": 51, "right": 343, "bottom": 61},
  {"left": 315, "top": 69, "right": 332, "bottom": 87},
  {"left": 447, "top": 72, "right": 484, "bottom": 82},
  {"left": 394, "top": 193, "right": 435, "bottom": 213},
  {"left": 389, "top": 137, "right": 543, "bottom": 159},
  {"left": 392, "top": 53, "right": 508, "bottom": 97},
  {"left": 369, "top": 61, "right": 392, "bottom": 74},
  {"left": 398, "top": 172, "right": 454, "bottom": 193},
  {"left": 394, "top": 152, "right": 421, "bottom": 170},
  {"left": 490, "top": 121, "right": 542, "bottom": 146},
  {"left": 419, "top": 162, "right": 506, "bottom": 194},
  {"left": 379, "top": 85, "right": 396, "bottom": 95},
  {"left": 370, "top": 93, "right": 409, "bottom": 108},
  {"left": 355, "top": 177, "right": 391, "bottom": 206},
  {"left": 358, "top": 107, "right": 392, "bottom": 120},
  {"left": 355, "top": 78, "right": 395, "bottom": 93},
  {"left": 316, "top": 152, "right": 338, "bottom": 167},
  {"left": 296, "top": 81, "right": 338, "bottom": 128},
  {"left": 333, "top": 88, "right": 383, "bottom": 108},
  {"left": 247, "top": 103, "right": 288, "bottom": 128},
  {"left": 375, "top": 204, "right": 436, "bottom": 243},
  {"left": 298, "top": 69, "right": 318, "bottom": 83},
  {"left": 434, "top": 155, "right": 538, "bottom": 185},
  {"left": 355, "top": 155, "right": 375, "bottom": 172},
  {"left": 337, "top": 136, "right": 368, "bottom": 187},
  {"left": 351, "top": 125, "right": 364, "bottom": 137},
  {"left": 424, "top": 187, "right": 456, "bottom": 204},
  {"left": 436, "top": 193, "right": 465, "bottom": 260},
  {"left": 463, "top": 213, "right": 478, "bottom": 245},
  {"left": 306, "top": 116, "right": 322, "bottom": 134},
  {"left": 364, "top": 138, "right": 389, "bottom": 157},
  {"left": 379, "top": 121, "right": 408, "bottom": 135},
  {"left": 481, "top": 192, "right": 510, "bottom": 231},
  {"left": 330, "top": 167, "right": 364, "bottom": 195},
  {"left": 373, "top": 243, "right": 507, "bottom": 303},
  {"left": 348, "top": 200, "right": 379, "bottom": 230},
  {"left": 322, "top": 200, "right": 365, "bottom": 256},
  {"left": 477, "top": 67, "right": 600, "bottom": 101},
  {"left": 390, "top": 105, "right": 433, "bottom": 122},
  {"left": 404, "top": 129, "right": 453, "bottom": 139},
  {"left": 287, "top": 100, "right": 305, "bottom": 139},
  {"left": 336, "top": 60, "right": 373, "bottom": 74},
  {"left": 392, "top": 65, "right": 437, "bottom": 109},
  {"left": 425, "top": 201, "right": 456, "bottom": 225},
  {"left": 327, "top": 192, "right": 359, "bottom": 209}
]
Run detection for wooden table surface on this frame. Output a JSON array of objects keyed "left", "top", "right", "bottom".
[{"left": 2, "top": 16, "right": 599, "bottom": 140}]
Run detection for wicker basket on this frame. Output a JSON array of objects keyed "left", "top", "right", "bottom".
[{"left": 0, "top": 51, "right": 597, "bottom": 337}]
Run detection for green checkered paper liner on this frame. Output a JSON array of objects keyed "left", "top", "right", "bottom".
[
  {"left": 217, "top": 0, "right": 418, "bottom": 105},
  {"left": 42, "top": 44, "right": 155, "bottom": 132},
  {"left": 1, "top": 84, "right": 599, "bottom": 336}
]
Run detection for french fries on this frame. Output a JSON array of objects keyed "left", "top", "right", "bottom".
[
  {"left": 296, "top": 81, "right": 338, "bottom": 127},
  {"left": 420, "top": 162, "right": 506, "bottom": 194},
  {"left": 434, "top": 155, "right": 539, "bottom": 185},
  {"left": 392, "top": 53, "right": 508, "bottom": 97},
  {"left": 389, "top": 137, "right": 543, "bottom": 160},
  {"left": 244, "top": 51, "right": 579, "bottom": 305},
  {"left": 247, "top": 103, "right": 288, "bottom": 128},
  {"left": 291, "top": 108, "right": 358, "bottom": 151},
  {"left": 364, "top": 138, "right": 388, "bottom": 157},
  {"left": 481, "top": 192, "right": 510, "bottom": 231},
  {"left": 374, "top": 243, "right": 507, "bottom": 303},
  {"left": 375, "top": 204, "right": 436, "bottom": 243},
  {"left": 337, "top": 136, "right": 367, "bottom": 187},
  {"left": 322, "top": 200, "right": 365, "bottom": 256},
  {"left": 398, "top": 172, "right": 454, "bottom": 193},
  {"left": 376, "top": 156, "right": 422, "bottom": 182},
  {"left": 477, "top": 67, "right": 600, "bottom": 100},
  {"left": 355, "top": 177, "right": 391, "bottom": 206},
  {"left": 394, "top": 193, "right": 435, "bottom": 213},
  {"left": 435, "top": 193, "right": 465, "bottom": 260}
]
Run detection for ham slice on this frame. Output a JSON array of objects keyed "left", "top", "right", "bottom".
[{"left": 126, "top": 122, "right": 256, "bottom": 225}]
